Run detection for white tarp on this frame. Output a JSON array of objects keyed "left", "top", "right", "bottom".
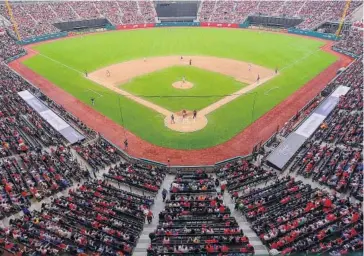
[
  {"left": 18, "top": 90, "right": 85, "bottom": 144},
  {"left": 295, "top": 113, "right": 326, "bottom": 138},
  {"left": 267, "top": 85, "right": 350, "bottom": 170}
]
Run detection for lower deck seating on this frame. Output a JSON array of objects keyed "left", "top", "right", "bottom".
[
  {"left": 234, "top": 176, "right": 363, "bottom": 255},
  {"left": 104, "top": 162, "right": 166, "bottom": 194},
  {"left": 148, "top": 171, "right": 255, "bottom": 255},
  {"left": 0, "top": 180, "right": 155, "bottom": 255},
  {"left": 0, "top": 145, "right": 89, "bottom": 220}
]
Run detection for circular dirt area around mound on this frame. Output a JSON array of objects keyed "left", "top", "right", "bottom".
[
  {"left": 164, "top": 110, "right": 207, "bottom": 133},
  {"left": 172, "top": 80, "right": 194, "bottom": 89}
]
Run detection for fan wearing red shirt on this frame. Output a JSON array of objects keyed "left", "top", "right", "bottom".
[{"left": 221, "top": 245, "right": 229, "bottom": 252}]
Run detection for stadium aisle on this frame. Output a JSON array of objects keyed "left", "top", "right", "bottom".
[{"left": 134, "top": 174, "right": 176, "bottom": 255}]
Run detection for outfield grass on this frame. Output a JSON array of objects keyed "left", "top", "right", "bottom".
[
  {"left": 23, "top": 28, "right": 337, "bottom": 149},
  {"left": 121, "top": 66, "right": 246, "bottom": 112}
]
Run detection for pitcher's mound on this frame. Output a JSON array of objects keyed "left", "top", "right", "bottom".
[
  {"left": 164, "top": 110, "right": 207, "bottom": 133},
  {"left": 172, "top": 81, "right": 193, "bottom": 89}
]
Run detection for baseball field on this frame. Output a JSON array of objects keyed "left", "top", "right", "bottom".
[{"left": 22, "top": 28, "right": 337, "bottom": 149}]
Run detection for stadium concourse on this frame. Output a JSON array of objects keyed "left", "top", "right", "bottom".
[{"left": 0, "top": 1, "right": 362, "bottom": 256}]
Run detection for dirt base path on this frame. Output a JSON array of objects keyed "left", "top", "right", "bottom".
[
  {"left": 9, "top": 39, "right": 352, "bottom": 165},
  {"left": 89, "top": 56, "right": 273, "bottom": 86},
  {"left": 88, "top": 55, "right": 276, "bottom": 132}
]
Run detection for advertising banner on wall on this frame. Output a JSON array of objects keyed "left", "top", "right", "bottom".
[
  {"left": 116, "top": 23, "right": 155, "bottom": 30},
  {"left": 200, "top": 22, "right": 239, "bottom": 28}
]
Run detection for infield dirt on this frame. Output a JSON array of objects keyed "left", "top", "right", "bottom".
[{"left": 88, "top": 56, "right": 276, "bottom": 132}]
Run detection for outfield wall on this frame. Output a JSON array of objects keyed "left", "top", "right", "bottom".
[
  {"left": 19, "top": 31, "right": 68, "bottom": 45},
  {"left": 288, "top": 28, "right": 339, "bottom": 41},
  {"left": 200, "top": 22, "right": 239, "bottom": 28},
  {"left": 17, "top": 21, "right": 343, "bottom": 45},
  {"left": 116, "top": 23, "right": 155, "bottom": 30}
]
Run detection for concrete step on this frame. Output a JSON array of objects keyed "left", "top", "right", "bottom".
[
  {"left": 133, "top": 248, "right": 148, "bottom": 254},
  {"left": 135, "top": 242, "right": 149, "bottom": 249},
  {"left": 134, "top": 174, "right": 176, "bottom": 252}
]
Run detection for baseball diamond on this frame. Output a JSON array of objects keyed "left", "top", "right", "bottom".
[
  {"left": 21, "top": 28, "right": 337, "bottom": 149},
  {"left": 0, "top": 1, "right": 362, "bottom": 256}
]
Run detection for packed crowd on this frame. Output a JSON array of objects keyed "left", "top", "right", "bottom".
[
  {"left": 0, "top": 144, "right": 90, "bottom": 220},
  {"left": 148, "top": 171, "right": 255, "bottom": 255},
  {"left": 335, "top": 27, "right": 364, "bottom": 56},
  {"left": 0, "top": 62, "right": 94, "bottom": 157},
  {"left": 0, "top": 1, "right": 361, "bottom": 39},
  {"left": 352, "top": 20, "right": 364, "bottom": 28},
  {"left": 233, "top": 176, "right": 363, "bottom": 255},
  {"left": 0, "top": 180, "right": 155, "bottom": 255},
  {"left": 216, "top": 159, "right": 277, "bottom": 194},
  {"left": 104, "top": 162, "right": 166, "bottom": 194},
  {"left": 0, "top": 33, "right": 24, "bottom": 61},
  {"left": 73, "top": 138, "right": 122, "bottom": 171},
  {"left": 199, "top": 0, "right": 362, "bottom": 29},
  {"left": 290, "top": 58, "right": 363, "bottom": 200},
  {"left": 0, "top": 1, "right": 156, "bottom": 39}
]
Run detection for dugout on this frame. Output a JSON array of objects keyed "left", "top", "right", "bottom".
[
  {"left": 247, "top": 15, "right": 302, "bottom": 29},
  {"left": 155, "top": 1, "right": 199, "bottom": 22},
  {"left": 53, "top": 18, "right": 111, "bottom": 32}
]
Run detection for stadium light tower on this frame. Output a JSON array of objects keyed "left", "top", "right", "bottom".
[{"left": 5, "top": 0, "right": 21, "bottom": 41}]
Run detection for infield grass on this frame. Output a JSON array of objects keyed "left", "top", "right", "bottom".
[
  {"left": 23, "top": 28, "right": 337, "bottom": 149},
  {"left": 121, "top": 66, "right": 246, "bottom": 112}
]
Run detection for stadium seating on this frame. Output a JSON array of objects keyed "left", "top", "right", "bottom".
[
  {"left": 0, "top": 1, "right": 362, "bottom": 39},
  {"left": 0, "top": 180, "right": 155, "bottom": 255},
  {"left": 234, "top": 176, "right": 363, "bottom": 255},
  {"left": 289, "top": 58, "right": 363, "bottom": 200},
  {"left": 335, "top": 27, "right": 364, "bottom": 56},
  {"left": 0, "top": 33, "right": 24, "bottom": 61},
  {"left": 0, "top": 1, "right": 157, "bottom": 39},
  {"left": 199, "top": 1, "right": 362, "bottom": 29},
  {"left": 216, "top": 159, "right": 277, "bottom": 193},
  {"left": 73, "top": 138, "right": 123, "bottom": 171},
  {"left": 0, "top": 63, "right": 95, "bottom": 157},
  {"left": 104, "top": 162, "right": 166, "bottom": 194},
  {"left": 148, "top": 171, "right": 255, "bottom": 255},
  {"left": 0, "top": 145, "right": 90, "bottom": 220}
]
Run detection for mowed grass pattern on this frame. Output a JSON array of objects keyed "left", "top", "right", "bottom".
[
  {"left": 23, "top": 28, "right": 337, "bottom": 149},
  {"left": 121, "top": 66, "right": 246, "bottom": 112}
]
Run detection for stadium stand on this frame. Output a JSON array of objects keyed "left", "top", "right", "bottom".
[
  {"left": 216, "top": 159, "right": 277, "bottom": 193},
  {"left": 289, "top": 57, "right": 363, "bottom": 200},
  {"left": 0, "top": 180, "right": 154, "bottom": 255},
  {"left": 104, "top": 162, "right": 166, "bottom": 194},
  {"left": 73, "top": 138, "right": 123, "bottom": 171},
  {"left": 148, "top": 171, "right": 255, "bottom": 255},
  {"left": 199, "top": 1, "right": 362, "bottom": 29},
  {"left": 0, "top": 1, "right": 157, "bottom": 39},
  {"left": 0, "top": 33, "right": 24, "bottom": 61},
  {"left": 0, "top": 144, "right": 89, "bottom": 220},
  {"left": 0, "top": 63, "right": 96, "bottom": 157},
  {"left": 335, "top": 27, "right": 364, "bottom": 56},
  {"left": 0, "top": 1, "right": 362, "bottom": 255},
  {"left": 0, "top": 1, "right": 361, "bottom": 39},
  {"left": 235, "top": 176, "right": 363, "bottom": 255}
]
